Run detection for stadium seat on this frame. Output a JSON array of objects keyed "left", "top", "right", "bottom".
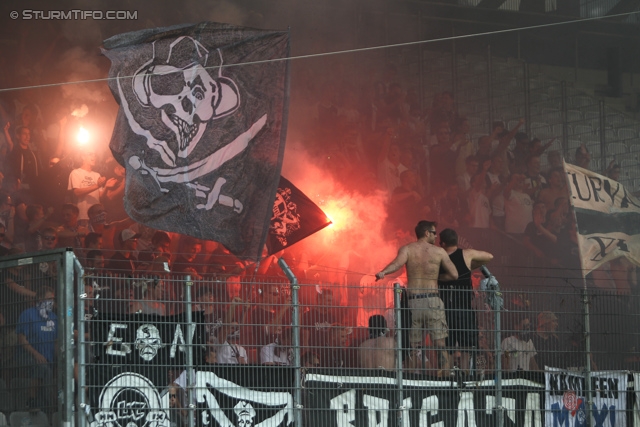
[
  {"left": 0, "top": 391, "right": 11, "bottom": 416},
  {"left": 606, "top": 142, "right": 627, "bottom": 156},
  {"left": 566, "top": 110, "right": 583, "bottom": 123},
  {"left": 617, "top": 128, "right": 636, "bottom": 140},
  {"left": 571, "top": 95, "right": 593, "bottom": 108}
]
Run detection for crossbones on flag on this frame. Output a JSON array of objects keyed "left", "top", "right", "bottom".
[
  {"left": 564, "top": 161, "right": 640, "bottom": 275},
  {"left": 103, "top": 22, "right": 290, "bottom": 260},
  {"left": 267, "top": 176, "right": 332, "bottom": 255}
]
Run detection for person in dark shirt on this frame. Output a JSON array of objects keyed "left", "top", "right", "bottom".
[
  {"left": 107, "top": 229, "right": 139, "bottom": 277},
  {"left": 531, "top": 311, "right": 562, "bottom": 370},
  {"left": 438, "top": 228, "right": 493, "bottom": 374}
]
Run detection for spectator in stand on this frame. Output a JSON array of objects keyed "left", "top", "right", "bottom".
[
  {"left": 389, "top": 170, "right": 430, "bottom": 233},
  {"left": 522, "top": 202, "right": 558, "bottom": 263},
  {"left": 260, "top": 325, "right": 292, "bottom": 366},
  {"left": 478, "top": 118, "right": 525, "bottom": 168},
  {"left": 503, "top": 173, "right": 533, "bottom": 234},
  {"left": 546, "top": 150, "right": 563, "bottom": 173},
  {"left": 0, "top": 222, "right": 10, "bottom": 256},
  {"left": 575, "top": 144, "right": 591, "bottom": 170},
  {"left": 84, "top": 232, "right": 103, "bottom": 253},
  {"left": 606, "top": 160, "right": 621, "bottom": 182},
  {"left": 173, "top": 237, "right": 203, "bottom": 275},
  {"left": 537, "top": 167, "right": 567, "bottom": 212},
  {"left": 456, "top": 156, "right": 478, "bottom": 194},
  {"left": 485, "top": 153, "right": 505, "bottom": 202},
  {"left": 529, "top": 137, "right": 555, "bottom": 158},
  {"left": 0, "top": 192, "right": 16, "bottom": 244},
  {"left": 139, "top": 277, "right": 166, "bottom": 316},
  {"left": 107, "top": 229, "right": 140, "bottom": 277},
  {"left": 531, "top": 311, "right": 561, "bottom": 370},
  {"left": 377, "top": 129, "right": 407, "bottom": 195},
  {"left": 24, "top": 204, "right": 54, "bottom": 253},
  {"left": 4, "top": 124, "right": 41, "bottom": 192},
  {"left": 430, "top": 124, "right": 458, "bottom": 189},
  {"left": 439, "top": 184, "right": 467, "bottom": 230},
  {"left": 138, "top": 231, "right": 172, "bottom": 271},
  {"left": 68, "top": 151, "right": 114, "bottom": 227},
  {"left": 17, "top": 286, "right": 57, "bottom": 410},
  {"left": 87, "top": 203, "right": 132, "bottom": 251},
  {"left": 56, "top": 203, "right": 87, "bottom": 249},
  {"left": 358, "top": 315, "right": 395, "bottom": 370},
  {"left": 501, "top": 313, "right": 538, "bottom": 371},
  {"left": 523, "top": 155, "right": 546, "bottom": 200},
  {"left": 302, "top": 289, "right": 344, "bottom": 366},
  {"left": 509, "top": 132, "right": 531, "bottom": 174},
  {"left": 452, "top": 117, "right": 475, "bottom": 177},
  {"left": 216, "top": 322, "right": 248, "bottom": 364},
  {"left": 430, "top": 91, "right": 457, "bottom": 131},
  {"left": 467, "top": 173, "right": 492, "bottom": 229},
  {"left": 196, "top": 286, "right": 242, "bottom": 345},
  {"left": 325, "top": 325, "right": 354, "bottom": 368},
  {"left": 247, "top": 283, "right": 291, "bottom": 355}
]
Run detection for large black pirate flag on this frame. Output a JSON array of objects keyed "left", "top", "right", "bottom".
[
  {"left": 103, "top": 22, "right": 290, "bottom": 260},
  {"left": 267, "top": 176, "right": 332, "bottom": 255}
]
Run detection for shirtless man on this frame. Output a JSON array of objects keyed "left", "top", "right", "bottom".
[
  {"left": 359, "top": 315, "right": 395, "bottom": 370},
  {"left": 375, "top": 220, "right": 458, "bottom": 373}
]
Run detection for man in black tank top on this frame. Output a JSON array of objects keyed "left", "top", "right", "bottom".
[{"left": 438, "top": 228, "right": 493, "bottom": 374}]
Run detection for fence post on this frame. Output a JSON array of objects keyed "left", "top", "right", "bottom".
[
  {"left": 583, "top": 288, "right": 594, "bottom": 427},
  {"left": 561, "top": 81, "right": 569, "bottom": 158},
  {"left": 75, "top": 258, "right": 87, "bottom": 427},
  {"left": 598, "top": 100, "right": 606, "bottom": 174},
  {"left": 523, "top": 62, "right": 531, "bottom": 136},
  {"left": 494, "top": 300, "right": 504, "bottom": 427},
  {"left": 487, "top": 45, "right": 494, "bottom": 128},
  {"left": 278, "top": 259, "right": 303, "bottom": 427},
  {"left": 58, "top": 249, "right": 76, "bottom": 427},
  {"left": 394, "top": 283, "right": 404, "bottom": 427},
  {"left": 185, "top": 275, "right": 195, "bottom": 427}
]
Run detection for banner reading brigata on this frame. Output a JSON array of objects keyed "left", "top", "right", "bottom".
[
  {"left": 104, "top": 22, "right": 290, "bottom": 260},
  {"left": 564, "top": 162, "right": 640, "bottom": 274},
  {"left": 545, "top": 368, "right": 628, "bottom": 427}
]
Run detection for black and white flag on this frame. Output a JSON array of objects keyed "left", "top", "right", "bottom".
[
  {"left": 103, "top": 22, "right": 290, "bottom": 260},
  {"left": 565, "top": 162, "right": 640, "bottom": 274},
  {"left": 267, "top": 176, "right": 332, "bottom": 255}
]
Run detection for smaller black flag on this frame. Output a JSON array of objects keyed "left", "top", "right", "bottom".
[{"left": 267, "top": 176, "right": 331, "bottom": 255}]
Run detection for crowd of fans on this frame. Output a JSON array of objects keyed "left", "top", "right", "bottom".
[{"left": 0, "top": 63, "right": 636, "bottom": 417}]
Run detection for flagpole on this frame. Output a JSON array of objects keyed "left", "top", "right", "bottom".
[{"left": 563, "top": 159, "right": 593, "bottom": 427}]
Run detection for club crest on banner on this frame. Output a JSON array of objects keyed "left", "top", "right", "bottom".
[
  {"left": 92, "top": 373, "right": 169, "bottom": 427},
  {"left": 271, "top": 186, "right": 301, "bottom": 246}
]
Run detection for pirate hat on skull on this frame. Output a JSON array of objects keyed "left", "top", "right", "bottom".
[
  {"left": 133, "top": 36, "right": 239, "bottom": 118},
  {"left": 131, "top": 36, "right": 240, "bottom": 159}
]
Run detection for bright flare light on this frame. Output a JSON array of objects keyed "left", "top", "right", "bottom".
[{"left": 77, "top": 127, "right": 90, "bottom": 145}]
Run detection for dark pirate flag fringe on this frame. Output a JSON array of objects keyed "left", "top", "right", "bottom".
[
  {"left": 267, "top": 176, "right": 332, "bottom": 255},
  {"left": 103, "top": 22, "right": 290, "bottom": 260}
]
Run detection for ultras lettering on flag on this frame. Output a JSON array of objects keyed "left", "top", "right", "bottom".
[
  {"left": 103, "top": 22, "right": 290, "bottom": 260},
  {"left": 564, "top": 162, "right": 640, "bottom": 274}
]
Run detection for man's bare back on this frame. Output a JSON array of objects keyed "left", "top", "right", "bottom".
[
  {"left": 358, "top": 336, "right": 395, "bottom": 370},
  {"left": 376, "top": 224, "right": 458, "bottom": 292}
]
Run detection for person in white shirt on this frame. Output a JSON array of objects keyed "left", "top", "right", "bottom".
[
  {"left": 260, "top": 326, "right": 291, "bottom": 366},
  {"left": 216, "top": 322, "right": 247, "bottom": 364},
  {"left": 467, "top": 173, "right": 491, "bottom": 229},
  {"left": 501, "top": 314, "right": 538, "bottom": 371},
  {"left": 68, "top": 151, "right": 115, "bottom": 225},
  {"left": 504, "top": 173, "right": 533, "bottom": 234}
]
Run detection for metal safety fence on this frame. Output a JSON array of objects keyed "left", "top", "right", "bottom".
[{"left": 2, "top": 249, "right": 639, "bottom": 426}]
